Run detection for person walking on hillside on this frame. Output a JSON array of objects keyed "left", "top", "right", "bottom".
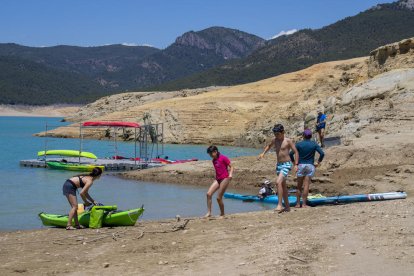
[
  {"left": 258, "top": 124, "right": 299, "bottom": 213},
  {"left": 316, "top": 108, "right": 327, "bottom": 147},
  {"left": 62, "top": 167, "right": 102, "bottom": 230},
  {"left": 205, "top": 146, "right": 234, "bottom": 218},
  {"left": 290, "top": 129, "right": 325, "bottom": 208}
]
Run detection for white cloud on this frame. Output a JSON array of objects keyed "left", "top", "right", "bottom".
[
  {"left": 271, "top": 29, "right": 298, "bottom": 39},
  {"left": 121, "top": 42, "right": 154, "bottom": 47},
  {"left": 122, "top": 42, "right": 139, "bottom": 46}
]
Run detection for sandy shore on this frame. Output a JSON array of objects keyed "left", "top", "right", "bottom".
[
  {"left": 0, "top": 105, "right": 79, "bottom": 117},
  {"left": 0, "top": 197, "right": 413, "bottom": 275}
]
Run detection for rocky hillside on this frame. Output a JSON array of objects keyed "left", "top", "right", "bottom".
[
  {"left": 174, "top": 27, "right": 265, "bottom": 59},
  {"left": 64, "top": 86, "right": 226, "bottom": 123},
  {"left": 40, "top": 37, "right": 414, "bottom": 150},
  {"left": 368, "top": 37, "right": 414, "bottom": 77},
  {"left": 118, "top": 27, "right": 264, "bottom": 90},
  {"left": 0, "top": 27, "right": 263, "bottom": 105},
  {"left": 36, "top": 56, "right": 364, "bottom": 141},
  {"left": 154, "top": 0, "right": 414, "bottom": 90}
]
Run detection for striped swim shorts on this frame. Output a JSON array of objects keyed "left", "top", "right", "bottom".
[{"left": 276, "top": 161, "right": 293, "bottom": 178}]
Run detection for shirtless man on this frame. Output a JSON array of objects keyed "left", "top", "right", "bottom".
[{"left": 258, "top": 124, "right": 299, "bottom": 212}]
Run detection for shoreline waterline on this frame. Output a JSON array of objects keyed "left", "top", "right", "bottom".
[
  {"left": 0, "top": 116, "right": 264, "bottom": 231},
  {"left": 0, "top": 175, "right": 270, "bottom": 231}
]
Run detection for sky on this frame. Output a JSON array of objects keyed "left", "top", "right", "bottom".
[{"left": 0, "top": 0, "right": 394, "bottom": 49}]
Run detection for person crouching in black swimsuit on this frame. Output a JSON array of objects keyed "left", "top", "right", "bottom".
[{"left": 62, "top": 167, "right": 102, "bottom": 230}]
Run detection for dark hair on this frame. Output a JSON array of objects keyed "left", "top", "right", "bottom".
[
  {"left": 76, "top": 167, "right": 103, "bottom": 179},
  {"left": 90, "top": 167, "right": 103, "bottom": 178},
  {"left": 272, "top": 124, "right": 284, "bottom": 133},
  {"left": 207, "top": 145, "right": 218, "bottom": 154}
]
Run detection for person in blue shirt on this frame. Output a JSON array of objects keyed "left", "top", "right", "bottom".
[
  {"left": 316, "top": 109, "right": 327, "bottom": 147},
  {"left": 290, "top": 129, "right": 325, "bottom": 208}
]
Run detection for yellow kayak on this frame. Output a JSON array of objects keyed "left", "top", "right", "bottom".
[{"left": 38, "top": 150, "right": 97, "bottom": 159}]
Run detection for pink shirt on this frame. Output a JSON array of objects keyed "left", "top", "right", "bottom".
[{"left": 213, "top": 154, "right": 231, "bottom": 181}]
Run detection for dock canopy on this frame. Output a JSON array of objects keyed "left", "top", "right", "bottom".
[{"left": 82, "top": 121, "right": 140, "bottom": 128}]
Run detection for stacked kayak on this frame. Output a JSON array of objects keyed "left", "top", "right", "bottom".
[
  {"left": 39, "top": 206, "right": 144, "bottom": 228},
  {"left": 38, "top": 149, "right": 102, "bottom": 172},
  {"left": 46, "top": 161, "right": 104, "bottom": 172},
  {"left": 38, "top": 150, "right": 97, "bottom": 159},
  {"left": 224, "top": 191, "right": 407, "bottom": 207}
]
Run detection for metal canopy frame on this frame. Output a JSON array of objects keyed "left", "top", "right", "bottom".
[
  {"left": 41, "top": 120, "right": 164, "bottom": 166},
  {"left": 80, "top": 121, "right": 164, "bottom": 165}
]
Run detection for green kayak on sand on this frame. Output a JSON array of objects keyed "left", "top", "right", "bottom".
[{"left": 39, "top": 207, "right": 144, "bottom": 228}]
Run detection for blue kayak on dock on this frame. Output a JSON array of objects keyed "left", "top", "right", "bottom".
[{"left": 224, "top": 191, "right": 407, "bottom": 206}]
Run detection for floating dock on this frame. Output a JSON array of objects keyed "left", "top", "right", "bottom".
[{"left": 20, "top": 157, "right": 164, "bottom": 171}]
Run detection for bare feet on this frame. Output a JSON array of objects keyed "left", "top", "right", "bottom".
[
  {"left": 203, "top": 213, "right": 212, "bottom": 218},
  {"left": 275, "top": 205, "right": 284, "bottom": 212},
  {"left": 302, "top": 204, "right": 309, "bottom": 208},
  {"left": 66, "top": 226, "right": 77, "bottom": 230},
  {"left": 294, "top": 204, "right": 301, "bottom": 208},
  {"left": 217, "top": 215, "right": 226, "bottom": 219},
  {"left": 274, "top": 208, "right": 284, "bottom": 214},
  {"left": 275, "top": 207, "right": 291, "bottom": 213}
]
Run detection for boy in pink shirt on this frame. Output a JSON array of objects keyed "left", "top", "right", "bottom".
[{"left": 205, "top": 145, "right": 234, "bottom": 218}]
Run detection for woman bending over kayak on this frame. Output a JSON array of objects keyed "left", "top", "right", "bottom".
[
  {"left": 62, "top": 167, "right": 102, "bottom": 230},
  {"left": 205, "top": 146, "right": 234, "bottom": 218}
]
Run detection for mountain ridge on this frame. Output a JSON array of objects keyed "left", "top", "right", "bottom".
[
  {"left": 152, "top": 0, "right": 414, "bottom": 90},
  {"left": 0, "top": 27, "right": 264, "bottom": 104},
  {"left": 2, "top": 0, "right": 414, "bottom": 104}
]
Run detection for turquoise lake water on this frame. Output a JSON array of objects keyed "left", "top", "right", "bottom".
[{"left": 0, "top": 116, "right": 269, "bottom": 230}]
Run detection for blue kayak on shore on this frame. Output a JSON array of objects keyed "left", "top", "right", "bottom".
[{"left": 224, "top": 191, "right": 407, "bottom": 207}]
